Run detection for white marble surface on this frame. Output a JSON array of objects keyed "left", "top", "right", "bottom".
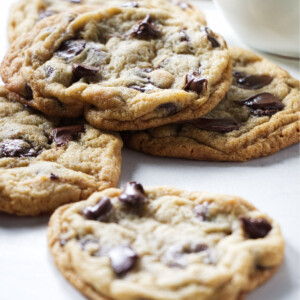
[{"left": 0, "top": 1, "right": 299, "bottom": 299}]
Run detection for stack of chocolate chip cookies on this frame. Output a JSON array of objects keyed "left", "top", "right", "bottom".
[{"left": 1, "top": 0, "right": 299, "bottom": 299}]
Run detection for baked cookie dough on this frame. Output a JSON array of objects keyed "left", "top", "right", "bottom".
[
  {"left": 8, "top": 0, "right": 206, "bottom": 43},
  {"left": 48, "top": 182, "right": 284, "bottom": 300},
  {"left": 1, "top": 6, "right": 231, "bottom": 129},
  {"left": 0, "top": 86, "right": 122, "bottom": 216},
  {"left": 124, "top": 47, "right": 300, "bottom": 161}
]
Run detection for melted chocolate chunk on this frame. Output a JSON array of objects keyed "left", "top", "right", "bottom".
[
  {"left": 50, "top": 173, "right": 59, "bottom": 180},
  {"left": 108, "top": 246, "right": 139, "bottom": 276},
  {"left": 164, "top": 242, "right": 209, "bottom": 268},
  {"left": 167, "top": 262, "right": 184, "bottom": 269},
  {"left": 201, "top": 27, "right": 220, "bottom": 48},
  {"left": 72, "top": 64, "right": 99, "bottom": 81},
  {"left": 60, "top": 239, "right": 67, "bottom": 247},
  {"left": 83, "top": 197, "right": 113, "bottom": 221},
  {"left": 131, "top": 15, "right": 161, "bottom": 39},
  {"left": 46, "top": 66, "right": 54, "bottom": 77},
  {"left": 0, "top": 139, "right": 39, "bottom": 158},
  {"left": 256, "top": 265, "right": 274, "bottom": 271},
  {"left": 241, "top": 217, "right": 272, "bottom": 239},
  {"left": 119, "top": 181, "right": 147, "bottom": 205},
  {"left": 51, "top": 124, "right": 84, "bottom": 146},
  {"left": 156, "top": 103, "right": 178, "bottom": 116},
  {"left": 128, "top": 83, "right": 155, "bottom": 92},
  {"left": 56, "top": 39, "right": 86, "bottom": 59},
  {"left": 237, "top": 93, "right": 284, "bottom": 116},
  {"left": 184, "top": 72, "right": 208, "bottom": 94},
  {"left": 193, "top": 203, "right": 208, "bottom": 221},
  {"left": 189, "top": 118, "right": 241, "bottom": 133},
  {"left": 179, "top": 29, "right": 189, "bottom": 42},
  {"left": 121, "top": 1, "right": 139, "bottom": 7},
  {"left": 233, "top": 71, "right": 273, "bottom": 90},
  {"left": 141, "top": 68, "right": 153, "bottom": 73},
  {"left": 58, "top": 118, "right": 85, "bottom": 127},
  {"left": 79, "top": 238, "right": 99, "bottom": 250},
  {"left": 184, "top": 243, "right": 208, "bottom": 254},
  {"left": 39, "top": 10, "right": 55, "bottom": 20},
  {"left": 24, "top": 83, "right": 33, "bottom": 100}
]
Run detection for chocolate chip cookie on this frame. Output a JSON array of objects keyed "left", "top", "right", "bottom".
[
  {"left": 0, "top": 86, "right": 122, "bottom": 216},
  {"left": 124, "top": 47, "right": 300, "bottom": 161},
  {"left": 1, "top": 6, "right": 231, "bottom": 129},
  {"left": 8, "top": 0, "right": 206, "bottom": 43},
  {"left": 48, "top": 182, "right": 284, "bottom": 300}
]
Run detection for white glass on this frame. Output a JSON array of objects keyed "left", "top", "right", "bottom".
[{"left": 213, "top": 0, "right": 300, "bottom": 58}]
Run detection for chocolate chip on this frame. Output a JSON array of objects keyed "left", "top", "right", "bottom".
[
  {"left": 58, "top": 118, "right": 85, "bottom": 127},
  {"left": 50, "top": 173, "right": 59, "bottom": 180},
  {"left": 184, "top": 243, "right": 208, "bottom": 254},
  {"left": 141, "top": 68, "right": 153, "bottom": 73},
  {"left": 83, "top": 197, "right": 113, "bottom": 221},
  {"left": 233, "top": 71, "right": 273, "bottom": 90},
  {"left": 119, "top": 181, "right": 147, "bottom": 206},
  {"left": 121, "top": 1, "right": 139, "bottom": 7},
  {"left": 193, "top": 203, "right": 208, "bottom": 221},
  {"left": 108, "top": 246, "right": 139, "bottom": 276},
  {"left": 188, "top": 118, "right": 241, "bottom": 133},
  {"left": 67, "top": 0, "right": 81, "bottom": 3},
  {"left": 56, "top": 39, "right": 86, "bottom": 59},
  {"left": 256, "top": 265, "right": 274, "bottom": 271},
  {"left": 60, "top": 239, "right": 67, "bottom": 247},
  {"left": 0, "top": 139, "right": 39, "bottom": 158},
  {"left": 72, "top": 64, "right": 99, "bottom": 81},
  {"left": 179, "top": 29, "right": 189, "bottom": 42},
  {"left": 128, "top": 83, "right": 156, "bottom": 92},
  {"left": 163, "top": 243, "right": 209, "bottom": 268},
  {"left": 79, "top": 238, "right": 99, "bottom": 250},
  {"left": 156, "top": 103, "right": 178, "bottom": 116},
  {"left": 46, "top": 66, "right": 54, "bottom": 77},
  {"left": 24, "top": 83, "right": 33, "bottom": 100},
  {"left": 131, "top": 15, "right": 161, "bottom": 39},
  {"left": 236, "top": 93, "right": 284, "bottom": 116},
  {"left": 241, "top": 217, "right": 272, "bottom": 239},
  {"left": 39, "top": 10, "right": 55, "bottom": 20},
  {"left": 51, "top": 124, "right": 84, "bottom": 146},
  {"left": 201, "top": 27, "right": 220, "bottom": 48},
  {"left": 167, "top": 263, "right": 183, "bottom": 269},
  {"left": 184, "top": 72, "right": 208, "bottom": 94}
]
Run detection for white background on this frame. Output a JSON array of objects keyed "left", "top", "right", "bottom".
[{"left": 0, "top": 1, "right": 299, "bottom": 299}]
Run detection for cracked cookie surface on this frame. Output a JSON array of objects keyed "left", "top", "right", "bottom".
[
  {"left": 8, "top": 0, "right": 206, "bottom": 43},
  {"left": 0, "top": 86, "right": 122, "bottom": 216},
  {"left": 48, "top": 182, "right": 284, "bottom": 300},
  {"left": 124, "top": 47, "right": 300, "bottom": 161},
  {"left": 1, "top": 6, "right": 230, "bottom": 129}
]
